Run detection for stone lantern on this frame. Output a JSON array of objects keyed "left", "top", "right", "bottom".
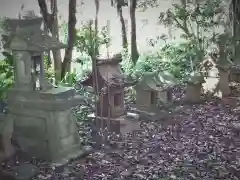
[
  {"left": 185, "top": 72, "right": 205, "bottom": 103},
  {"left": 3, "top": 17, "right": 61, "bottom": 91},
  {"left": 4, "top": 17, "right": 86, "bottom": 164}
]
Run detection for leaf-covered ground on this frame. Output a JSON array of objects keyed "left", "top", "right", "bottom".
[{"left": 2, "top": 86, "right": 240, "bottom": 180}]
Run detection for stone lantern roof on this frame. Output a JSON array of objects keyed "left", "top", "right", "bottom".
[{"left": 3, "top": 17, "right": 67, "bottom": 52}]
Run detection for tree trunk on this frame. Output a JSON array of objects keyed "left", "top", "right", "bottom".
[
  {"left": 94, "top": 0, "right": 100, "bottom": 56},
  {"left": 117, "top": 3, "right": 128, "bottom": 49},
  {"left": 38, "top": 0, "right": 77, "bottom": 81},
  {"left": 38, "top": 0, "right": 62, "bottom": 81},
  {"left": 129, "top": 0, "right": 139, "bottom": 65},
  {"left": 61, "top": 0, "right": 77, "bottom": 79},
  {"left": 232, "top": 0, "right": 240, "bottom": 64}
]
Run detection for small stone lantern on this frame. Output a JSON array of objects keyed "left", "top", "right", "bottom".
[
  {"left": 216, "top": 64, "right": 231, "bottom": 97},
  {"left": 185, "top": 72, "right": 205, "bottom": 103}
]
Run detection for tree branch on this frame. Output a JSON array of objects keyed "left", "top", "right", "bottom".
[
  {"left": 61, "top": 0, "right": 77, "bottom": 79},
  {"left": 38, "top": 0, "right": 53, "bottom": 33}
]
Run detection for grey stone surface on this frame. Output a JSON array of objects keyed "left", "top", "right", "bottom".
[
  {"left": 0, "top": 114, "right": 14, "bottom": 162},
  {"left": 13, "top": 164, "right": 38, "bottom": 180},
  {"left": 5, "top": 17, "right": 86, "bottom": 164}
]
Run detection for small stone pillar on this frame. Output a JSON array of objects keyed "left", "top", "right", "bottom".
[
  {"left": 216, "top": 64, "right": 231, "bottom": 97},
  {"left": 185, "top": 73, "right": 205, "bottom": 103},
  {"left": 158, "top": 87, "right": 173, "bottom": 104},
  {"left": 12, "top": 51, "right": 32, "bottom": 90},
  {"left": 216, "top": 34, "right": 231, "bottom": 97}
]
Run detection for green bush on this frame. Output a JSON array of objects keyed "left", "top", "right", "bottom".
[
  {"left": 121, "top": 41, "right": 198, "bottom": 81},
  {"left": 0, "top": 54, "right": 14, "bottom": 100}
]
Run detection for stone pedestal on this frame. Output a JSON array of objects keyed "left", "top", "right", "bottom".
[
  {"left": 158, "top": 88, "right": 172, "bottom": 103},
  {"left": 229, "top": 71, "right": 240, "bottom": 82},
  {"left": 218, "top": 69, "right": 230, "bottom": 97},
  {"left": 229, "top": 65, "right": 240, "bottom": 83},
  {"left": 88, "top": 113, "right": 126, "bottom": 134},
  {"left": 185, "top": 83, "right": 202, "bottom": 103},
  {"left": 0, "top": 114, "right": 14, "bottom": 161},
  {"left": 185, "top": 73, "right": 204, "bottom": 103},
  {"left": 7, "top": 87, "right": 85, "bottom": 164}
]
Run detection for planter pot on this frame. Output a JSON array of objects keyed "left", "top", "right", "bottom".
[{"left": 0, "top": 114, "right": 14, "bottom": 161}]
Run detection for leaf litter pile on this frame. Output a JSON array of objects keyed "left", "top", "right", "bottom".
[{"left": 2, "top": 88, "right": 240, "bottom": 179}]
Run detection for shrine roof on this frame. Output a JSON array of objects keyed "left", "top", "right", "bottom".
[
  {"left": 19, "top": 30, "right": 67, "bottom": 51},
  {"left": 4, "top": 17, "right": 67, "bottom": 51},
  {"left": 81, "top": 54, "right": 130, "bottom": 87},
  {"left": 5, "top": 17, "right": 43, "bottom": 30},
  {"left": 136, "top": 71, "right": 178, "bottom": 91}
]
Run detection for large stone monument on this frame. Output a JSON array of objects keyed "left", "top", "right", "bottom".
[{"left": 4, "top": 17, "right": 85, "bottom": 163}]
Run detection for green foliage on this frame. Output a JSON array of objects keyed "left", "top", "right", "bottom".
[
  {"left": 44, "top": 55, "right": 55, "bottom": 81},
  {"left": 122, "top": 41, "right": 198, "bottom": 81},
  {"left": 158, "top": 0, "right": 226, "bottom": 71},
  {"left": 137, "top": 0, "right": 159, "bottom": 12},
  {"left": 0, "top": 54, "right": 14, "bottom": 100},
  {"left": 75, "top": 22, "right": 110, "bottom": 56}
]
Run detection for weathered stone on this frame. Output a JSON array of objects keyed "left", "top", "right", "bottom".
[
  {"left": 13, "top": 164, "right": 38, "bottom": 180},
  {"left": 0, "top": 114, "right": 14, "bottom": 162},
  {"left": 5, "top": 17, "right": 86, "bottom": 164},
  {"left": 185, "top": 73, "right": 204, "bottom": 103},
  {"left": 218, "top": 69, "right": 231, "bottom": 97},
  {"left": 135, "top": 71, "right": 177, "bottom": 111},
  {"left": 185, "top": 84, "right": 202, "bottom": 103}
]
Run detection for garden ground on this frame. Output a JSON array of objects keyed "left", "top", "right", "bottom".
[{"left": 2, "top": 86, "right": 240, "bottom": 180}]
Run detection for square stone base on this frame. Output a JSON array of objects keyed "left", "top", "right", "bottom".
[
  {"left": 0, "top": 114, "right": 14, "bottom": 162},
  {"left": 88, "top": 113, "right": 126, "bottom": 134},
  {"left": 88, "top": 113, "right": 142, "bottom": 141},
  {"left": 230, "top": 72, "right": 240, "bottom": 83},
  {"left": 9, "top": 105, "right": 82, "bottom": 164},
  {"left": 185, "top": 84, "right": 202, "bottom": 103}
]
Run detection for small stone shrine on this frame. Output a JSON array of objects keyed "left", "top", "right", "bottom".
[
  {"left": 184, "top": 72, "right": 205, "bottom": 103},
  {"left": 4, "top": 17, "right": 85, "bottom": 163},
  {"left": 81, "top": 54, "right": 131, "bottom": 133},
  {"left": 135, "top": 71, "right": 177, "bottom": 111}
]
